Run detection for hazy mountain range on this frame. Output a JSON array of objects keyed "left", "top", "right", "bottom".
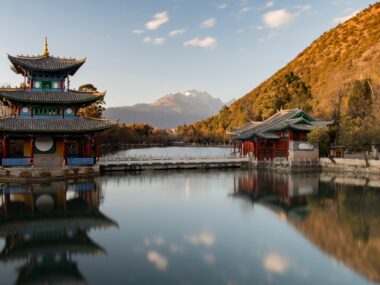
[{"left": 104, "top": 90, "right": 231, "bottom": 129}]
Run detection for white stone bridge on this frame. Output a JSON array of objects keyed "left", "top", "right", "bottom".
[{"left": 99, "top": 154, "right": 250, "bottom": 172}]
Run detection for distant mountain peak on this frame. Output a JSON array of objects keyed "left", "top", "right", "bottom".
[{"left": 104, "top": 90, "right": 228, "bottom": 129}]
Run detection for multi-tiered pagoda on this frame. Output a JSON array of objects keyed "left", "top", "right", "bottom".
[{"left": 0, "top": 39, "right": 113, "bottom": 169}]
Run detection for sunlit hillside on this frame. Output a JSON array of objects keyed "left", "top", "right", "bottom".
[{"left": 194, "top": 3, "right": 380, "bottom": 133}]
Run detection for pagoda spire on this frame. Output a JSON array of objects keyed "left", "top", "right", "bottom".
[{"left": 43, "top": 37, "right": 49, "bottom": 57}]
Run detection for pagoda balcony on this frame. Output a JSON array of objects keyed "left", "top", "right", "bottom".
[
  {"left": 1, "top": 157, "right": 31, "bottom": 167},
  {"left": 66, "top": 157, "right": 96, "bottom": 166}
]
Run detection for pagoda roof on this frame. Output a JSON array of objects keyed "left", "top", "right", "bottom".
[
  {"left": 8, "top": 54, "right": 85, "bottom": 76},
  {"left": 17, "top": 260, "right": 86, "bottom": 285},
  {"left": 230, "top": 109, "right": 333, "bottom": 140},
  {"left": 0, "top": 88, "right": 104, "bottom": 105},
  {"left": 0, "top": 117, "right": 115, "bottom": 133},
  {"left": 0, "top": 233, "right": 106, "bottom": 262},
  {"left": 0, "top": 212, "right": 118, "bottom": 236}
]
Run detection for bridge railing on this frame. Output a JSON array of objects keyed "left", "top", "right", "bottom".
[{"left": 99, "top": 154, "right": 248, "bottom": 165}]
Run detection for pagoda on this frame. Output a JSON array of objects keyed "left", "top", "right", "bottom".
[{"left": 0, "top": 38, "right": 114, "bottom": 169}]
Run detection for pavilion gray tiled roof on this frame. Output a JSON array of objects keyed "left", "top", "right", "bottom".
[
  {"left": 0, "top": 117, "right": 115, "bottom": 133},
  {"left": 8, "top": 54, "right": 85, "bottom": 75},
  {"left": 0, "top": 89, "right": 104, "bottom": 105},
  {"left": 230, "top": 109, "right": 333, "bottom": 140}
]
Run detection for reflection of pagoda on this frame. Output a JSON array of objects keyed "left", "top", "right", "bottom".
[
  {"left": 0, "top": 179, "right": 118, "bottom": 284},
  {"left": 232, "top": 170, "right": 319, "bottom": 217}
]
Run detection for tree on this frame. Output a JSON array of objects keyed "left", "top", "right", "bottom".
[
  {"left": 339, "top": 79, "right": 374, "bottom": 151},
  {"left": 77, "top": 84, "right": 105, "bottom": 118},
  {"left": 307, "top": 127, "right": 331, "bottom": 156},
  {"left": 347, "top": 80, "right": 372, "bottom": 119}
]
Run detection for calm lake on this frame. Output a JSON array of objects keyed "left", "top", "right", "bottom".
[{"left": 0, "top": 169, "right": 379, "bottom": 285}]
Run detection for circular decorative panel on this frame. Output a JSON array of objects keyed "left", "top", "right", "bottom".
[
  {"left": 34, "top": 82, "right": 41, "bottom": 88},
  {"left": 21, "top": 107, "right": 29, "bottom": 113},
  {"left": 53, "top": 82, "right": 59, "bottom": 89},
  {"left": 35, "top": 136, "right": 54, "bottom": 152},
  {"left": 35, "top": 194, "right": 54, "bottom": 212},
  {"left": 66, "top": 108, "right": 73, "bottom": 114}
]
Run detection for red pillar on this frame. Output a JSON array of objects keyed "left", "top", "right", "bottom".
[
  {"left": 30, "top": 136, "right": 34, "bottom": 165},
  {"left": 255, "top": 140, "right": 260, "bottom": 160},
  {"left": 63, "top": 137, "right": 67, "bottom": 165},
  {"left": 3, "top": 137, "right": 9, "bottom": 158},
  {"left": 77, "top": 140, "right": 82, "bottom": 156},
  {"left": 95, "top": 134, "right": 100, "bottom": 161},
  {"left": 87, "top": 135, "right": 92, "bottom": 157}
]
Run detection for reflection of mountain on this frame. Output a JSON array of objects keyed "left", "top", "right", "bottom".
[
  {"left": 103, "top": 90, "right": 224, "bottom": 129},
  {"left": 0, "top": 179, "right": 118, "bottom": 285},
  {"left": 233, "top": 171, "right": 380, "bottom": 283},
  {"left": 294, "top": 182, "right": 380, "bottom": 283}
]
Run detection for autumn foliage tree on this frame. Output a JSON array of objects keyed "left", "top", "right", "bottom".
[{"left": 77, "top": 84, "right": 105, "bottom": 118}]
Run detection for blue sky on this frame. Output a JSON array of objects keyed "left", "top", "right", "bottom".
[{"left": 0, "top": 0, "right": 376, "bottom": 107}]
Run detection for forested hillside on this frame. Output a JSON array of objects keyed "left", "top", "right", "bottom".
[{"left": 192, "top": 3, "right": 380, "bottom": 149}]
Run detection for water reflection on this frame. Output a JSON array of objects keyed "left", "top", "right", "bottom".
[
  {"left": 0, "top": 171, "right": 378, "bottom": 284},
  {"left": 233, "top": 170, "right": 380, "bottom": 283},
  {"left": 0, "top": 179, "right": 117, "bottom": 284}
]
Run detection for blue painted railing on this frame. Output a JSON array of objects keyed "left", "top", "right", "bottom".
[
  {"left": 67, "top": 182, "right": 96, "bottom": 192},
  {"left": 2, "top": 157, "right": 31, "bottom": 167},
  {"left": 3, "top": 185, "right": 32, "bottom": 194},
  {"left": 66, "top": 157, "right": 95, "bottom": 166}
]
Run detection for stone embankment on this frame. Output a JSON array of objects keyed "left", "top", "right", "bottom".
[{"left": 320, "top": 158, "right": 380, "bottom": 176}]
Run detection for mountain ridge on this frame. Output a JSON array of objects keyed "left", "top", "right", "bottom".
[
  {"left": 103, "top": 90, "right": 225, "bottom": 129},
  {"left": 192, "top": 3, "right": 380, "bottom": 134}
]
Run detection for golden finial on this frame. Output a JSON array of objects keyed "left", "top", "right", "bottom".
[{"left": 43, "top": 37, "right": 49, "bottom": 57}]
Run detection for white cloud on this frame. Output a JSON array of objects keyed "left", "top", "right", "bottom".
[
  {"left": 266, "top": 1, "right": 275, "bottom": 8},
  {"left": 239, "top": 6, "right": 252, "bottom": 14},
  {"left": 143, "top": 37, "right": 166, "bottom": 45},
  {"left": 147, "top": 250, "right": 168, "bottom": 271},
  {"left": 295, "top": 4, "right": 312, "bottom": 12},
  {"left": 132, "top": 29, "right": 144, "bottom": 34},
  {"left": 201, "top": 18, "right": 216, "bottom": 29},
  {"left": 145, "top": 11, "right": 169, "bottom": 30},
  {"left": 217, "top": 3, "right": 227, "bottom": 9},
  {"left": 183, "top": 37, "right": 216, "bottom": 49},
  {"left": 169, "top": 29, "right": 185, "bottom": 37},
  {"left": 184, "top": 231, "right": 215, "bottom": 246},
  {"left": 262, "top": 9, "right": 296, "bottom": 28},
  {"left": 263, "top": 253, "right": 292, "bottom": 274},
  {"left": 333, "top": 10, "right": 359, "bottom": 23}
]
